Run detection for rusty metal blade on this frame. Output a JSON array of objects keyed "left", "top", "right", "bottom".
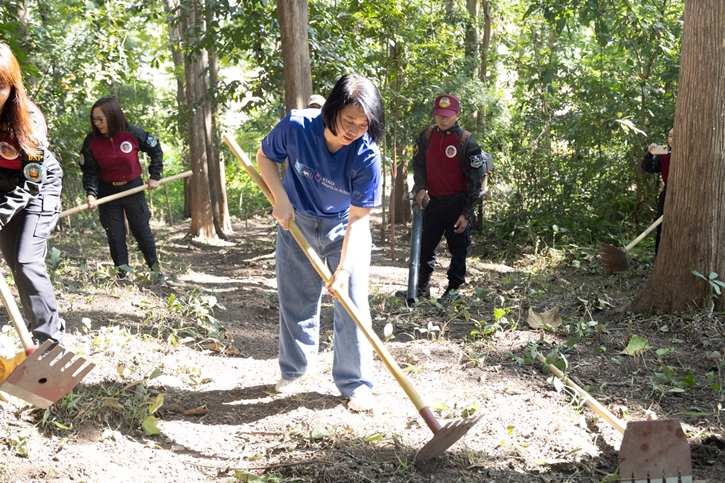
[
  {"left": 0, "top": 340, "right": 95, "bottom": 408},
  {"left": 600, "top": 242, "right": 629, "bottom": 271},
  {"left": 414, "top": 415, "right": 482, "bottom": 462},
  {"left": 618, "top": 420, "right": 692, "bottom": 483}
]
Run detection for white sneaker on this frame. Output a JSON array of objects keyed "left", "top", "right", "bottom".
[
  {"left": 275, "top": 377, "right": 304, "bottom": 394},
  {"left": 348, "top": 390, "right": 375, "bottom": 411}
]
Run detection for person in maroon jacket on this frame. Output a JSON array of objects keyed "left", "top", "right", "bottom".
[
  {"left": 641, "top": 128, "right": 673, "bottom": 255},
  {"left": 410, "top": 94, "right": 489, "bottom": 303},
  {"left": 79, "top": 97, "right": 164, "bottom": 281}
]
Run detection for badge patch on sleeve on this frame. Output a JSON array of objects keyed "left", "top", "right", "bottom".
[
  {"left": 79, "top": 154, "right": 85, "bottom": 166},
  {"left": 413, "top": 143, "right": 419, "bottom": 156},
  {"left": 23, "top": 162, "right": 45, "bottom": 182},
  {"left": 469, "top": 153, "right": 484, "bottom": 168},
  {"left": 147, "top": 134, "right": 158, "bottom": 147}
]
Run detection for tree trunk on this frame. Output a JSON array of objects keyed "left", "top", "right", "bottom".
[
  {"left": 388, "top": 41, "right": 409, "bottom": 228},
  {"left": 277, "top": 0, "right": 312, "bottom": 112},
  {"left": 204, "top": 2, "right": 232, "bottom": 237},
  {"left": 629, "top": 1, "right": 725, "bottom": 312},
  {"left": 183, "top": 0, "right": 217, "bottom": 241},
  {"left": 165, "top": 0, "right": 191, "bottom": 219},
  {"left": 480, "top": 0, "right": 491, "bottom": 84}
]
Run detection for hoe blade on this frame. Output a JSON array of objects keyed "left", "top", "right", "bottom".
[{"left": 414, "top": 415, "right": 482, "bottom": 463}]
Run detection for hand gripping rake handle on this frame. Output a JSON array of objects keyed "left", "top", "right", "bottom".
[
  {"left": 59, "top": 171, "right": 193, "bottom": 219},
  {"left": 223, "top": 134, "right": 443, "bottom": 434}
]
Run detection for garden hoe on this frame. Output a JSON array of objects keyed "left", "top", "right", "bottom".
[
  {"left": 59, "top": 170, "right": 193, "bottom": 219},
  {"left": 600, "top": 216, "right": 662, "bottom": 271},
  {"left": 223, "top": 134, "right": 482, "bottom": 462},
  {"left": 0, "top": 269, "right": 95, "bottom": 408},
  {"left": 537, "top": 353, "right": 692, "bottom": 483}
]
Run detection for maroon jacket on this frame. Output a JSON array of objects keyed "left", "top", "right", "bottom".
[{"left": 79, "top": 126, "right": 163, "bottom": 197}]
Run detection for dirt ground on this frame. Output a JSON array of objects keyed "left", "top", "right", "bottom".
[{"left": 0, "top": 212, "right": 723, "bottom": 483}]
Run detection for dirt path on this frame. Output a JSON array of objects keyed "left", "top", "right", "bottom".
[{"left": 0, "top": 216, "right": 723, "bottom": 482}]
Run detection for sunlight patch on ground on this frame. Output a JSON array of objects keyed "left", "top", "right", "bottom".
[{"left": 179, "top": 269, "right": 244, "bottom": 285}]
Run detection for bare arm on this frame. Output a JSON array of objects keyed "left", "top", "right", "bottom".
[{"left": 256, "top": 147, "right": 294, "bottom": 230}]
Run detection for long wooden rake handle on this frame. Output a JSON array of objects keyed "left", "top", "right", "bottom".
[
  {"left": 536, "top": 352, "right": 626, "bottom": 434},
  {"left": 0, "top": 268, "right": 37, "bottom": 354},
  {"left": 624, "top": 215, "right": 663, "bottom": 252},
  {"left": 223, "top": 133, "right": 443, "bottom": 434},
  {"left": 59, "top": 170, "right": 193, "bottom": 219}
]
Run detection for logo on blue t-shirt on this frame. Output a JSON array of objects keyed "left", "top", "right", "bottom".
[{"left": 295, "top": 160, "right": 319, "bottom": 182}]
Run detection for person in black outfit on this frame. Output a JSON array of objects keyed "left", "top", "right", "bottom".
[
  {"left": 79, "top": 97, "right": 164, "bottom": 280},
  {"left": 641, "top": 128, "right": 673, "bottom": 255},
  {"left": 411, "top": 94, "right": 490, "bottom": 303},
  {"left": 0, "top": 42, "right": 65, "bottom": 345}
]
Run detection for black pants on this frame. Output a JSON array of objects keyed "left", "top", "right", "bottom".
[
  {"left": 0, "top": 195, "right": 65, "bottom": 344},
  {"left": 417, "top": 194, "right": 471, "bottom": 293},
  {"left": 655, "top": 187, "right": 666, "bottom": 255},
  {"left": 98, "top": 177, "right": 158, "bottom": 270}
]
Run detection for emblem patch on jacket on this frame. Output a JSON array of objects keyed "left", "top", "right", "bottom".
[
  {"left": 23, "top": 162, "right": 45, "bottom": 182},
  {"left": 120, "top": 141, "right": 133, "bottom": 154},
  {"left": 0, "top": 142, "right": 19, "bottom": 160},
  {"left": 79, "top": 154, "right": 85, "bottom": 166},
  {"left": 147, "top": 134, "right": 158, "bottom": 147},
  {"left": 469, "top": 153, "right": 484, "bottom": 168},
  {"left": 445, "top": 145, "right": 457, "bottom": 158}
]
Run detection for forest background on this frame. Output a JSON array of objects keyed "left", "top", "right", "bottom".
[{"left": 0, "top": 0, "right": 681, "bottom": 260}]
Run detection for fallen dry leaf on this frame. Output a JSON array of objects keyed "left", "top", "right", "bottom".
[
  {"left": 184, "top": 407, "right": 209, "bottom": 416},
  {"left": 527, "top": 307, "right": 563, "bottom": 330}
]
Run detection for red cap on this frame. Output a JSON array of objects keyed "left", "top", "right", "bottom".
[{"left": 432, "top": 94, "right": 460, "bottom": 117}]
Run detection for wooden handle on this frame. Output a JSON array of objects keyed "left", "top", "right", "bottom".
[
  {"left": 0, "top": 268, "right": 35, "bottom": 353},
  {"left": 536, "top": 353, "right": 626, "bottom": 434},
  {"left": 223, "top": 133, "right": 441, "bottom": 432},
  {"left": 60, "top": 171, "right": 193, "bottom": 219},
  {"left": 624, "top": 215, "right": 663, "bottom": 252}
]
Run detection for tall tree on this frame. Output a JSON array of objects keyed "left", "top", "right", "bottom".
[
  {"left": 180, "top": 0, "right": 217, "bottom": 240},
  {"left": 168, "top": 0, "right": 230, "bottom": 240},
  {"left": 277, "top": 0, "right": 312, "bottom": 112},
  {"left": 629, "top": 1, "right": 725, "bottom": 312},
  {"left": 204, "top": 4, "right": 232, "bottom": 237}
]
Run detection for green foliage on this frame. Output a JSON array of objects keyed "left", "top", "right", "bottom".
[
  {"left": 6, "top": 0, "right": 689, "bottom": 253},
  {"left": 693, "top": 271, "right": 725, "bottom": 300}
]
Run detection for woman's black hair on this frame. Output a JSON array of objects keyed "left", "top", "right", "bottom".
[
  {"left": 90, "top": 97, "right": 129, "bottom": 138},
  {"left": 321, "top": 74, "right": 385, "bottom": 144}
]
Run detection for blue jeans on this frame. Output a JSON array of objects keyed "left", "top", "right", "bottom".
[{"left": 276, "top": 211, "right": 373, "bottom": 397}]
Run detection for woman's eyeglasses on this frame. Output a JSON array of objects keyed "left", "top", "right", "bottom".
[{"left": 92, "top": 117, "right": 106, "bottom": 124}]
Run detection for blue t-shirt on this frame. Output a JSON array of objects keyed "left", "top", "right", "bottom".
[{"left": 261, "top": 109, "right": 382, "bottom": 219}]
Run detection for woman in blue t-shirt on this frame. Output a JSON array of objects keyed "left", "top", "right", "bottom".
[{"left": 257, "top": 74, "right": 385, "bottom": 411}]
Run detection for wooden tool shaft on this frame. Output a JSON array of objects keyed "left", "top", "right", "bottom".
[
  {"left": 624, "top": 215, "right": 663, "bottom": 252},
  {"left": 0, "top": 269, "right": 36, "bottom": 353},
  {"left": 224, "top": 134, "right": 440, "bottom": 433},
  {"left": 536, "top": 353, "right": 626, "bottom": 434},
  {"left": 59, "top": 171, "right": 193, "bottom": 219}
]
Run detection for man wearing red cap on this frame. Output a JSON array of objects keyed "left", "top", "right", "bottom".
[{"left": 410, "top": 94, "right": 491, "bottom": 303}]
